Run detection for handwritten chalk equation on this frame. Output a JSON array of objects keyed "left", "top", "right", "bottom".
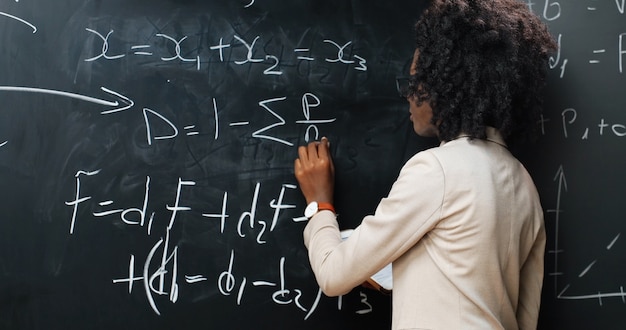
[
  {"left": 84, "top": 28, "right": 368, "bottom": 73},
  {"left": 547, "top": 32, "right": 626, "bottom": 79},
  {"left": 588, "top": 33, "right": 626, "bottom": 74},
  {"left": 537, "top": 109, "right": 626, "bottom": 140},
  {"left": 526, "top": 0, "right": 625, "bottom": 21},
  {"left": 527, "top": 1, "right": 626, "bottom": 78},
  {"left": 102, "top": 92, "right": 335, "bottom": 147},
  {"left": 112, "top": 238, "right": 374, "bottom": 318},
  {"left": 0, "top": 86, "right": 333, "bottom": 147},
  {"left": 560, "top": 109, "right": 626, "bottom": 139},
  {"left": 65, "top": 171, "right": 302, "bottom": 237},
  {"left": 68, "top": 169, "right": 376, "bottom": 317}
]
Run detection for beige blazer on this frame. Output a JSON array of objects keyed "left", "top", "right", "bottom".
[{"left": 304, "top": 128, "right": 545, "bottom": 330}]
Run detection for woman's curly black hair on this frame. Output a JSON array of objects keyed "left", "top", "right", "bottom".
[{"left": 410, "top": 0, "right": 557, "bottom": 143}]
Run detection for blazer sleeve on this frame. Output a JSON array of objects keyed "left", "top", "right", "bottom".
[
  {"left": 516, "top": 217, "right": 546, "bottom": 330},
  {"left": 303, "top": 150, "right": 445, "bottom": 296}
]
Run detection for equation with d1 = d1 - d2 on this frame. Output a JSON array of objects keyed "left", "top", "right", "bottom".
[{"left": 66, "top": 170, "right": 378, "bottom": 319}]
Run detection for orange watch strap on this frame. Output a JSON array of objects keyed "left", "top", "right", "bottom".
[{"left": 317, "top": 202, "right": 335, "bottom": 214}]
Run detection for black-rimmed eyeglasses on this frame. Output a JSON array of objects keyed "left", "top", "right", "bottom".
[{"left": 395, "top": 75, "right": 416, "bottom": 99}]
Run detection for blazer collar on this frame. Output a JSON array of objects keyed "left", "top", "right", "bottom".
[{"left": 440, "top": 127, "right": 507, "bottom": 148}]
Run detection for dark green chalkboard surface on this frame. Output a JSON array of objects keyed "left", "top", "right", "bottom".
[{"left": 0, "top": 1, "right": 624, "bottom": 329}]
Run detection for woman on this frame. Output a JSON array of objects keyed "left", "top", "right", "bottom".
[{"left": 294, "top": 0, "right": 557, "bottom": 329}]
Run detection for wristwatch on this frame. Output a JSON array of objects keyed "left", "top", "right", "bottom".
[{"left": 304, "top": 201, "right": 335, "bottom": 219}]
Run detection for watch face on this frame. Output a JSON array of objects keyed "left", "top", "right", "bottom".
[{"left": 304, "top": 201, "right": 318, "bottom": 218}]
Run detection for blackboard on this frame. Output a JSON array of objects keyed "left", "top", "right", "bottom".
[
  {"left": 516, "top": 1, "right": 626, "bottom": 329},
  {"left": 0, "top": 1, "right": 624, "bottom": 329},
  {"left": 0, "top": 1, "right": 432, "bottom": 329}
]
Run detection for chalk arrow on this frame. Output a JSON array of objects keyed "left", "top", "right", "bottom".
[
  {"left": 0, "top": 86, "right": 134, "bottom": 114},
  {"left": 98, "top": 87, "right": 135, "bottom": 114},
  {"left": 0, "top": 12, "right": 37, "bottom": 33},
  {"left": 553, "top": 165, "right": 568, "bottom": 196}
]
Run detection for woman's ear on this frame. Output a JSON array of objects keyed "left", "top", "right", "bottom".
[{"left": 410, "top": 48, "right": 420, "bottom": 75}]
